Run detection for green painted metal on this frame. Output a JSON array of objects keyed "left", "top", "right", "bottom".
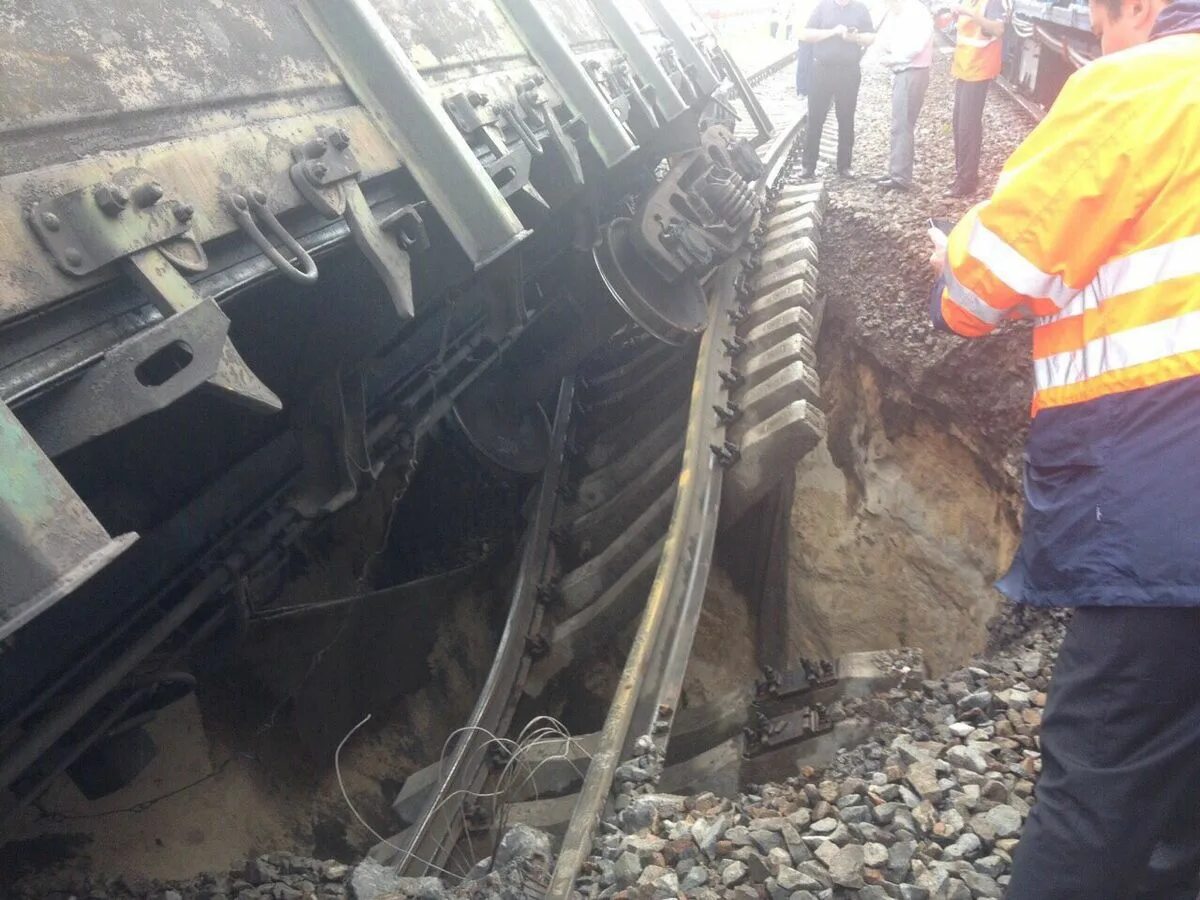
[{"left": 0, "top": 401, "right": 136, "bottom": 642}]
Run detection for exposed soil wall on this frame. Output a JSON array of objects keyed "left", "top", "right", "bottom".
[
  {"left": 786, "top": 339, "right": 1021, "bottom": 674},
  {"left": 782, "top": 54, "right": 1035, "bottom": 675}
]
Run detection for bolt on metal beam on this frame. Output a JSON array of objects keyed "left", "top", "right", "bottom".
[
  {"left": 495, "top": 0, "right": 639, "bottom": 168},
  {"left": 299, "top": 0, "right": 530, "bottom": 269},
  {"left": 588, "top": 0, "right": 688, "bottom": 122},
  {"left": 639, "top": 0, "right": 720, "bottom": 96}
]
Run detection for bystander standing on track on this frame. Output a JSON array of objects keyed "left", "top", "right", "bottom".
[
  {"left": 855, "top": 0, "right": 934, "bottom": 191},
  {"left": 946, "top": 0, "right": 1006, "bottom": 196},
  {"left": 930, "top": 0, "right": 1200, "bottom": 894},
  {"left": 798, "top": 0, "right": 876, "bottom": 179}
]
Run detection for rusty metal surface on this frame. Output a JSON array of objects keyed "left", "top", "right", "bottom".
[
  {"left": 542, "top": 0, "right": 612, "bottom": 46},
  {"left": 0, "top": 106, "right": 398, "bottom": 326},
  {"left": 0, "top": 1, "right": 340, "bottom": 175},
  {"left": 370, "top": 0, "right": 529, "bottom": 70}
]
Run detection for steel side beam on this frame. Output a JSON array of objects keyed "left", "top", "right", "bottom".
[
  {"left": 718, "top": 45, "right": 774, "bottom": 143},
  {"left": 299, "top": 0, "right": 529, "bottom": 269},
  {"left": 587, "top": 0, "right": 688, "bottom": 121},
  {"left": 0, "top": 402, "right": 136, "bottom": 642},
  {"left": 495, "top": 0, "right": 638, "bottom": 168}
]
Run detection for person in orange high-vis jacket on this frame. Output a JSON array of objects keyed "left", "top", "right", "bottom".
[
  {"left": 930, "top": 0, "right": 1200, "bottom": 894},
  {"left": 946, "top": 0, "right": 1005, "bottom": 196}
]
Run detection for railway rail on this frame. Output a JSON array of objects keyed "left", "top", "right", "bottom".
[{"left": 370, "top": 64, "right": 834, "bottom": 896}]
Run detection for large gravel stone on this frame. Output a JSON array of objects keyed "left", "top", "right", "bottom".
[
  {"left": 829, "top": 844, "right": 866, "bottom": 889},
  {"left": 984, "top": 805, "right": 1023, "bottom": 839}
]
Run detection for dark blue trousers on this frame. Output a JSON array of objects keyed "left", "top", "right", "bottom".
[{"left": 1007, "top": 607, "right": 1200, "bottom": 899}]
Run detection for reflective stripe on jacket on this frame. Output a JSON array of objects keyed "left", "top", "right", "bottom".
[
  {"left": 951, "top": 0, "right": 1001, "bottom": 80},
  {"left": 935, "top": 18, "right": 1200, "bottom": 607}
]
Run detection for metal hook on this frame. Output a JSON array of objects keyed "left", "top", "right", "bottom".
[{"left": 225, "top": 188, "right": 318, "bottom": 285}]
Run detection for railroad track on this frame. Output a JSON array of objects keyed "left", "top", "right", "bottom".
[
  {"left": 747, "top": 49, "right": 800, "bottom": 87},
  {"left": 373, "top": 65, "right": 836, "bottom": 895},
  {"left": 0, "top": 49, "right": 830, "bottom": 887}
]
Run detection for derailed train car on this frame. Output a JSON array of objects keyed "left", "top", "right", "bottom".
[
  {"left": 0, "top": 0, "right": 770, "bottom": 818},
  {"left": 1003, "top": 0, "right": 1098, "bottom": 107}
]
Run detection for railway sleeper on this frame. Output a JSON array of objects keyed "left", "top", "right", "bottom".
[
  {"left": 721, "top": 399, "right": 826, "bottom": 525},
  {"left": 557, "top": 486, "right": 674, "bottom": 614},
  {"left": 740, "top": 307, "right": 818, "bottom": 358},
  {"left": 578, "top": 384, "right": 689, "bottom": 468},
  {"left": 564, "top": 441, "right": 683, "bottom": 560},
  {"left": 580, "top": 350, "right": 693, "bottom": 427},
  {"left": 754, "top": 254, "right": 821, "bottom": 298},
  {"left": 756, "top": 235, "right": 819, "bottom": 275},
  {"left": 775, "top": 181, "right": 829, "bottom": 208},
  {"left": 769, "top": 195, "right": 825, "bottom": 226},
  {"left": 570, "top": 411, "right": 687, "bottom": 514},
  {"left": 742, "top": 279, "right": 819, "bottom": 332},
  {"left": 760, "top": 213, "right": 820, "bottom": 254},
  {"left": 499, "top": 649, "right": 915, "bottom": 836},
  {"left": 734, "top": 361, "right": 823, "bottom": 431},
  {"left": 579, "top": 340, "right": 675, "bottom": 395},
  {"left": 525, "top": 538, "right": 663, "bottom": 698}
]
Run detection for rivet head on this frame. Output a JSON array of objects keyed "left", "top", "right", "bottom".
[
  {"left": 94, "top": 183, "right": 129, "bottom": 216},
  {"left": 40, "top": 211, "right": 61, "bottom": 231},
  {"left": 173, "top": 203, "right": 195, "bottom": 223},
  {"left": 304, "top": 137, "right": 328, "bottom": 158},
  {"left": 230, "top": 193, "right": 249, "bottom": 211},
  {"left": 132, "top": 181, "right": 164, "bottom": 207},
  {"left": 329, "top": 127, "right": 351, "bottom": 150},
  {"left": 308, "top": 161, "right": 328, "bottom": 181},
  {"left": 63, "top": 247, "right": 84, "bottom": 267},
  {"left": 251, "top": 189, "right": 268, "bottom": 205}
]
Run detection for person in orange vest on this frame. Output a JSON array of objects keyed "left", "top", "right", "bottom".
[
  {"left": 946, "top": 0, "right": 1005, "bottom": 196},
  {"left": 929, "top": 0, "right": 1200, "bottom": 894}
]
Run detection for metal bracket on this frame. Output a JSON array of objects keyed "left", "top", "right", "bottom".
[
  {"left": 20, "top": 298, "right": 234, "bottom": 458},
  {"left": 743, "top": 704, "right": 831, "bottom": 755},
  {"left": 224, "top": 188, "right": 319, "bottom": 285},
  {"left": 754, "top": 660, "right": 838, "bottom": 704},
  {"left": 606, "top": 59, "right": 659, "bottom": 141},
  {"left": 519, "top": 82, "right": 586, "bottom": 199},
  {"left": 289, "top": 369, "right": 381, "bottom": 519},
  {"left": 287, "top": 127, "right": 425, "bottom": 321},
  {"left": 657, "top": 45, "right": 698, "bottom": 104},
  {"left": 24, "top": 173, "right": 280, "bottom": 433},
  {"left": 123, "top": 248, "right": 281, "bottom": 415},
  {"left": 443, "top": 89, "right": 551, "bottom": 219},
  {"left": 28, "top": 169, "right": 205, "bottom": 277}
]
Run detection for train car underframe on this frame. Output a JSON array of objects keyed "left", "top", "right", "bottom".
[{"left": 0, "top": 0, "right": 774, "bottom": 829}]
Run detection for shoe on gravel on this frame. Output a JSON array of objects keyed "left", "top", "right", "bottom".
[
  {"left": 878, "top": 178, "right": 913, "bottom": 192},
  {"left": 800, "top": 168, "right": 817, "bottom": 181},
  {"left": 945, "top": 184, "right": 977, "bottom": 198},
  {"left": 837, "top": 167, "right": 855, "bottom": 178},
  {"left": 870, "top": 173, "right": 894, "bottom": 184}
]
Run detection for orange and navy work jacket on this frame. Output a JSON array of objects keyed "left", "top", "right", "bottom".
[
  {"left": 951, "top": 0, "right": 1003, "bottom": 81},
  {"left": 933, "top": 11, "right": 1200, "bottom": 607}
]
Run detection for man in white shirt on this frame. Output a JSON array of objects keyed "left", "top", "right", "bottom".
[{"left": 861, "top": 0, "right": 935, "bottom": 190}]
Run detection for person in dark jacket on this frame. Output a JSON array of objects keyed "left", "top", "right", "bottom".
[
  {"left": 798, "top": 0, "right": 875, "bottom": 178},
  {"left": 929, "top": 0, "right": 1200, "bottom": 895}
]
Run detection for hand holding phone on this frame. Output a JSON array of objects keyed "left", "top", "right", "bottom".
[{"left": 928, "top": 219, "right": 949, "bottom": 275}]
